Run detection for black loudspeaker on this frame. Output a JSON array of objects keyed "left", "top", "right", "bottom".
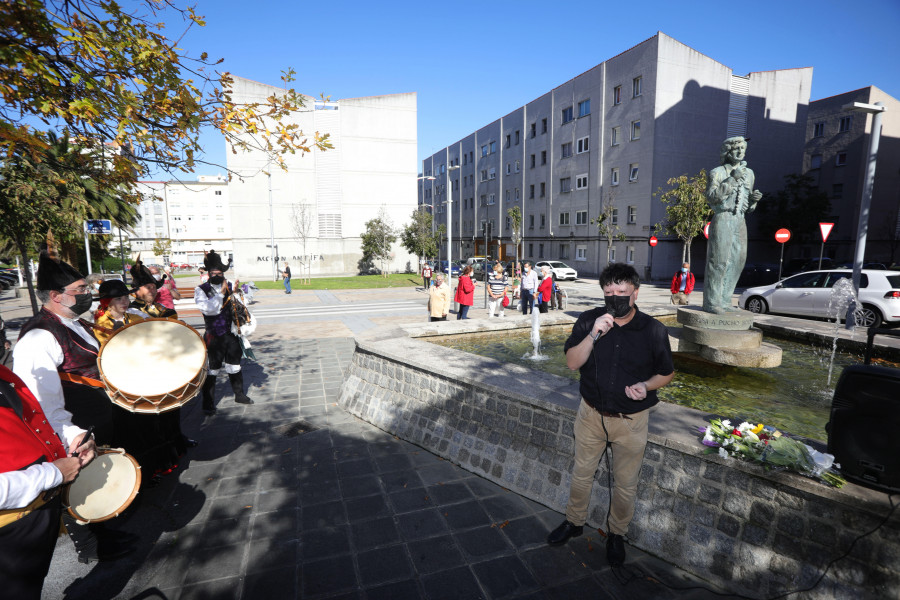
[{"left": 827, "top": 364, "right": 900, "bottom": 492}]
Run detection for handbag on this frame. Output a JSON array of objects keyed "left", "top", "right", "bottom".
[{"left": 501, "top": 294, "right": 510, "bottom": 308}]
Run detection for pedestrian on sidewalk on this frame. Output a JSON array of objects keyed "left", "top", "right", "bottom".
[
  {"left": 455, "top": 265, "right": 476, "bottom": 320},
  {"left": 520, "top": 262, "right": 538, "bottom": 315},
  {"left": 150, "top": 265, "right": 182, "bottom": 310},
  {"left": 487, "top": 263, "right": 509, "bottom": 318},
  {"left": 670, "top": 262, "right": 694, "bottom": 305},
  {"left": 547, "top": 263, "right": 674, "bottom": 568},
  {"left": 427, "top": 273, "right": 450, "bottom": 321},
  {"left": 281, "top": 262, "right": 292, "bottom": 294},
  {"left": 422, "top": 262, "right": 433, "bottom": 290},
  {"left": 536, "top": 266, "right": 553, "bottom": 313}
]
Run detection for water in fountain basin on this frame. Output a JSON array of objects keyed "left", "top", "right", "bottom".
[
  {"left": 826, "top": 278, "right": 858, "bottom": 385},
  {"left": 525, "top": 308, "right": 548, "bottom": 361}
]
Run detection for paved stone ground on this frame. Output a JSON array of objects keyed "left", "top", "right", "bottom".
[{"left": 42, "top": 337, "right": 727, "bottom": 599}]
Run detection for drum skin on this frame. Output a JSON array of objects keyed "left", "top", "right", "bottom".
[
  {"left": 64, "top": 448, "right": 141, "bottom": 523},
  {"left": 98, "top": 318, "right": 208, "bottom": 413}
]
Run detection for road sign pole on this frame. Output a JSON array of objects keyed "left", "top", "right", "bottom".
[
  {"left": 818, "top": 241, "right": 825, "bottom": 270},
  {"left": 83, "top": 222, "right": 93, "bottom": 275},
  {"left": 779, "top": 243, "right": 785, "bottom": 280}
]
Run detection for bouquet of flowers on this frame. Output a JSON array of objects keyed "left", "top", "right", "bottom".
[{"left": 699, "top": 419, "right": 846, "bottom": 488}]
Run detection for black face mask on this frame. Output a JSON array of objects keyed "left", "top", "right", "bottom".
[
  {"left": 604, "top": 295, "right": 632, "bottom": 318},
  {"left": 68, "top": 293, "right": 94, "bottom": 316},
  {"left": 209, "top": 275, "right": 225, "bottom": 285}
]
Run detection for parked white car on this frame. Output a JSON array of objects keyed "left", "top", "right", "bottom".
[
  {"left": 535, "top": 261, "right": 578, "bottom": 281},
  {"left": 738, "top": 269, "right": 900, "bottom": 328}
]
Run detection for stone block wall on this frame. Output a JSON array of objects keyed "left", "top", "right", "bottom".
[{"left": 339, "top": 342, "right": 900, "bottom": 599}]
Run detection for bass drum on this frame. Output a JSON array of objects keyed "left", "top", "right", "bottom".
[
  {"left": 64, "top": 448, "right": 141, "bottom": 523},
  {"left": 97, "top": 318, "right": 207, "bottom": 413}
]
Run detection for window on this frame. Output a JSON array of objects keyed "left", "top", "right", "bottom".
[
  {"left": 576, "top": 245, "right": 587, "bottom": 261},
  {"left": 463, "top": 153, "right": 467, "bottom": 165},
  {"left": 611, "top": 168, "right": 619, "bottom": 186},
  {"left": 560, "top": 177, "right": 571, "bottom": 193},
  {"left": 214, "top": 190, "right": 223, "bottom": 196},
  {"left": 810, "top": 154, "right": 822, "bottom": 169},
  {"left": 540, "top": 214, "right": 546, "bottom": 228},
  {"left": 541, "top": 118, "right": 547, "bottom": 134},
  {"left": 469, "top": 151, "right": 474, "bottom": 163},
  {"left": 515, "top": 160, "right": 520, "bottom": 173},
  {"left": 611, "top": 208, "right": 619, "bottom": 224},
  {"left": 528, "top": 243, "right": 534, "bottom": 257},
  {"left": 217, "top": 227, "right": 225, "bottom": 233},
  {"left": 529, "top": 215, "right": 535, "bottom": 229},
  {"left": 515, "top": 187, "right": 520, "bottom": 200},
  {"left": 629, "top": 164, "right": 639, "bottom": 181},
  {"left": 576, "top": 210, "right": 588, "bottom": 225},
  {"left": 539, "top": 244, "right": 544, "bottom": 258},
  {"left": 515, "top": 130, "right": 520, "bottom": 145},
  {"left": 530, "top": 154, "right": 536, "bottom": 168},
  {"left": 835, "top": 152, "right": 847, "bottom": 166},
  {"left": 832, "top": 184, "right": 844, "bottom": 198},
  {"left": 627, "top": 246, "right": 634, "bottom": 264},
  {"left": 609, "top": 246, "right": 617, "bottom": 262},
  {"left": 576, "top": 174, "right": 588, "bottom": 190},
  {"left": 814, "top": 122, "right": 825, "bottom": 137},
  {"left": 562, "top": 106, "right": 574, "bottom": 124},
  {"left": 489, "top": 167, "right": 496, "bottom": 180},
  {"left": 488, "top": 193, "right": 496, "bottom": 205},
  {"left": 577, "top": 136, "right": 589, "bottom": 154},
  {"left": 440, "top": 164, "right": 446, "bottom": 174},
  {"left": 578, "top": 99, "right": 590, "bottom": 117},
  {"left": 506, "top": 189, "right": 510, "bottom": 202},
  {"left": 631, "top": 120, "right": 641, "bottom": 140},
  {"left": 529, "top": 184, "right": 535, "bottom": 199},
  {"left": 611, "top": 127, "right": 621, "bottom": 146},
  {"left": 506, "top": 216, "right": 511, "bottom": 229},
  {"left": 541, "top": 151, "right": 547, "bottom": 165},
  {"left": 633, "top": 76, "right": 642, "bottom": 97},
  {"left": 560, "top": 244, "right": 570, "bottom": 260},
  {"left": 540, "top": 182, "right": 546, "bottom": 197},
  {"left": 561, "top": 142, "right": 573, "bottom": 158},
  {"left": 530, "top": 123, "right": 536, "bottom": 138},
  {"left": 839, "top": 116, "right": 853, "bottom": 133},
  {"left": 628, "top": 206, "right": 637, "bottom": 224},
  {"left": 481, "top": 145, "right": 488, "bottom": 157},
  {"left": 614, "top": 85, "right": 622, "bottom": 105},
  {"left": 505, "top": 134, "right": 511, "bottom": 148},
  {"left": 480, "top": 194, "right": 487, "bottom": 206},
  {"left": 506, "top": 163, "right": 511, "bottom": 175},
  {"left": 559, "top": 212, "right": 570, "bottom": 226},
  {"left": 490, "top": 141, "right": 497, "bottom": 154}
]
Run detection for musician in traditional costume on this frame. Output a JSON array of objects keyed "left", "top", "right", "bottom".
[
  {"left": 129, "top": 258, "right": 178, "bottom": 319},
  {"left": 94, "top": 279, "right": 144, "bottom": 344},
  {"left": 0, "top": 365, "right": 93, "bottom": 599},
  {"left": 12, "top": 238, "right": 135, "bottom": 563},
  {"left": 194, "top": 250, "right": 253, "bottom": 415}
]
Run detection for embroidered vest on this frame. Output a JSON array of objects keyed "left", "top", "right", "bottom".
[
  {"left": 198, "top": 282, "right": 234, "bottom": 337},
  {"left": 19, "top": 309, "right": 100, "bottom": 379},
  {"left": 0, "top": 367, "right": 67, "bottom": 472}
]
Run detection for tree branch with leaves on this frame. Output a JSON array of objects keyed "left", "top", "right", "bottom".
[
  {"left": 652, "top": 170, "right": 711, "bottom": 264},
  {"left": 360, "top": 208, "right": 396, "bottom": 277},
  {"left": 290, "top": 202, "right": 314, "bottom": 284},
  {"left": 592, "top": 190, "right": 627, "bottom": 265}
]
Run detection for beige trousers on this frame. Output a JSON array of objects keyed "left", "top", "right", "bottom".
[
  {"left": 565, "top": 400, "right": 650, "bottom": 535},
  {"left": 671, "top": 292, "right": 689, "bottom": 305}
]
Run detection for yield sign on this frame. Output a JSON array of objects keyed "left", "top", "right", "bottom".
[
  {"left": 819, "top": 223, "right": 835, "bottom": 243},
  {"left": 775, "top": 228, "right": 791, "bottom": 244}
]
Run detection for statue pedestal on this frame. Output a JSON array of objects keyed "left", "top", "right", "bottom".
[{"left": 672, "top": 307, "right": 781, "bottom": 367}]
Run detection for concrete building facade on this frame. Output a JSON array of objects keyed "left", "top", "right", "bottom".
[
  {"left": 226, "top": 77, "right": 418, "bottom": 280},
  {"left": 801, "top": 86, "right": 900, "bottom": 266},
  {"left": 419, "top": 33, "right": 812, "bottom": 280}
]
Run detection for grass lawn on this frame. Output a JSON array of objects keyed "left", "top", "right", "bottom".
[{"left": 253, "top": 273, "right": 421, "bottom": 290}]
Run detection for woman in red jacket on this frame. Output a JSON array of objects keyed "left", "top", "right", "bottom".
[
  {"left": 536, "top": 266, "right": 554, "bottom": 313},
  {"left": 455, "top": 265, "right": 476, "bottom": 319}
]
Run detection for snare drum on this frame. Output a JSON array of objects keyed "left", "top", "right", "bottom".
[
  {"left": 98, "top": 318, "right": 207, "bottom": 413},
  {"left": 64, "top": 448, "right": 141, "bottom": 523}
]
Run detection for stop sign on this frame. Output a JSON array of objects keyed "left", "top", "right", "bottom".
[
  {"left": 703, "top": 221, "right": 710, "bottom": 239},
  {"left": 648, "top": 236, "right": 658, "bottom": 247},
  {"left": 775, "top": 228, "right": 791, "bottom": 244}
]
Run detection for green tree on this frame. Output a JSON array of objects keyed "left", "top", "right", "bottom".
[
  {"left": 592, "top": 191, "right": 627, "bottom": 265},
  {"left": 1, "top": 0, "right": 330, "bottom": 186},
  {"left": 360, "top": 208, "right": 397, "bottom": 277},
  {"left": 289, "top": 202, "right": 314, "bottom": 284},
  {"left": 653, "top": 169, "right": 711, "bottom": 263},
  {"left": 152, "top": 237, "right": 173, "bottom": 262},
  {"left": 756, "top": 174, "right": 831, "bottom": 246},
  {"left": 507, "top": 206, "right": 522, "bottom": 270},
  {"left": 400, "top": 209, "right": 437, "bottom": 272}
]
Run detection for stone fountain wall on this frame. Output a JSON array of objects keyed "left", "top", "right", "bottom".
[{"left": 338, "top": 320, "right": 900, "bottom": 599}]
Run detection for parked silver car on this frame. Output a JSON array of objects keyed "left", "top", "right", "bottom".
[{"left": 739, "top": 269, "right": 900, "bottom": 328}]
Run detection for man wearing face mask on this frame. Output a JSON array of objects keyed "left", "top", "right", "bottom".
[
  {"left": 670, "top": 262, "right": 695, "bottom": 305},
  {"left": 194, "top": 250, "right": 253, "bottom": 415},
  {"left": 520, "top": 262, "right": 539, "bottom": 315},
  {"left": 547, "top": 263, "right": 674, "bottom": 567}
]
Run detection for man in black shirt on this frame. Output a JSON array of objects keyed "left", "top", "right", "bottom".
[{"left": 547, "top": 263, "right": 674, "bottom": 566}]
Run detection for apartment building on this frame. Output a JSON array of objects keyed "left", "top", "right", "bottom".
[
  {"left": 801, "top": 86, "right": 900, "bottom": 265},
  {"left": 419, "top": 32, "right": 812, "bottom": 279}
]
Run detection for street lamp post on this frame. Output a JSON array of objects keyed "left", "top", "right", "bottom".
[
  {"left": 447, "top": 165, "right": 460, "bottom": 292},
  {"left": 843, "top": 101, "right": 886, "bottom": 329},
  {"left": 417, "top": 174, "right": 437, "bottom": 272}
]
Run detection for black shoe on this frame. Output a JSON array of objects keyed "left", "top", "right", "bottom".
[
  {"left": 547, "top": 520, "right": 583, "bottom": 546},
  {"left": 606, "top": 533, "right": 626, "bottom": 566},
  {"left": 229, "top": 372, "right": 254, "bottom": 405},
  {"left": 78, "top": 533, "right": 136, "bottom": 564}
]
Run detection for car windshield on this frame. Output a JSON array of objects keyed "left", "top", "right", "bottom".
[{"left": 547, "top": 262, "right": 569, "bottom": 269}]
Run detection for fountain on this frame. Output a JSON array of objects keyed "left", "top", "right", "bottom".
[
  {"left": 826, "top": 278, "right": 859, "bottom": 384},
  {"left": 525, "top": 308, "right": 548, "bottom": 361}
]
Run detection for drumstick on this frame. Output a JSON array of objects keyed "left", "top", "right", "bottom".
[{"left": 72, "top": 425, "right": 94, "bottom": 457}]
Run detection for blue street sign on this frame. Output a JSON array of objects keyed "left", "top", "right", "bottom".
[{"left": 85, "top": 219, "right": 112, "bottom": 234}]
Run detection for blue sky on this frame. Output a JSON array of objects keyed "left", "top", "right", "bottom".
[{"left": 158, "top": 0, "right": 900, "bottom": 177}]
